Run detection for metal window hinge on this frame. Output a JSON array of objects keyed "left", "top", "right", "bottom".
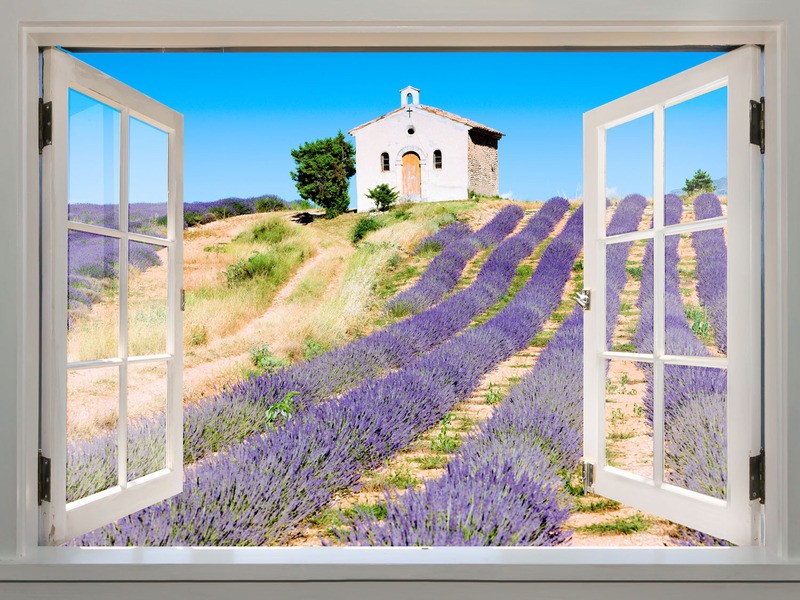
[
  {"left": 39, "top": 99, "right": 52, "bottom": 154},
  {"left": 750, "top": 97, "right": 765, "bottom": 154},
  {"left": 574, "top": 289, "right": 591, "bottom": 311},
  {"left": 38, "top": 451, "right": 51, "bottom": 505},
  {"left": 180, "top": 288, "right": 186, "bottom": 311},
  {"left": 581, "top": 461, "right": 595, "bottom": 494},
  {"left": 749, "top": 449, "right": 765, "bottom": 504}
]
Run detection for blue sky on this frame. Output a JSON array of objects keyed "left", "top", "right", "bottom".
[{"left": 70, "top": 51, "right": 727, "bottom": 205}]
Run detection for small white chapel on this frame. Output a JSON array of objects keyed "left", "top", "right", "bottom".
[{"left": 349, "top": 86, "right": 504, "bottom": 212}]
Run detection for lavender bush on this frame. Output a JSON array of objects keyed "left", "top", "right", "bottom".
[
  {"left": 74, "top": 201, "right": 580, "bottom": 545},
  {"left": 386, "top": 205, "right": 523, "bottom": 314},
  {"left": 67, "top": 200, "right": 569, "bottom": 502},
  {"left": 692, "top": 193, "right": 727, "bottom": 353},
  {"left": 340, "top": 195, "right": 647, "bottom": 546}
]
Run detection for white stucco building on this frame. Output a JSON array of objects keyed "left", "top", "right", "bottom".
[{"left": 349, "top": 86, "right": 504, "bottom": 212}]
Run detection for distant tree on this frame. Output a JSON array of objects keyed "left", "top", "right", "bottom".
[
  {"left": 290, "top": 131, "right": 356, "bottom": 218},
  {"left": 683, "top": 169, "right": 716, "bottom": 195},
  {"left": 365, "top": 183, "right": 400, "bottom": 211}
]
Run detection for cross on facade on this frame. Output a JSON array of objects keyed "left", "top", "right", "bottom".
[{"left": 406, "top": 106, "right": 413, "bottom": 117}]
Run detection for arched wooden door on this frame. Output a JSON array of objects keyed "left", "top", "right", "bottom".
[{"left": 401, "top": 152, "right": 421, "bottom": 197}]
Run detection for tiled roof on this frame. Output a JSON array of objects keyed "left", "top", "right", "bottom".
[{"left": 349, "top": 104, "right": 504, "bottom": 138}]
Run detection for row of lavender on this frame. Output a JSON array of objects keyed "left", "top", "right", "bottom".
[
  {"left": 414, "top": 221, "right": 473, "bottom": 254},
  {"left": 66, "top": 203, "right": 567, "bottom": 502},
  {"left": 74, "top": 199, "right": 578, "bottom": 545},
  {"left": 691, "top": 193, "right": 727, "bottom": 353},
  {"left": 339, "top": 195, "right": 648, "bottom": 546},
  {"left": 386, "top": 208, "right": 523, "bottom": 315},
  {"left": 634, "top": 194, "right": 728, "bottom": 502}
]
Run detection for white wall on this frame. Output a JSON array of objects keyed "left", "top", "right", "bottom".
[{"left": 352, "top": 108, "right": 470, "bottom": 211}]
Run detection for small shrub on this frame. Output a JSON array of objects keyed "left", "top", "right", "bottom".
[
  {"left": 351, "top": 216, "right": 385, "bottom": 244},
  {"left": 265, "top": 391, "right": 299, "bottom": 428},
  {"left": 626, "top": 265, "right": 643, "bottom": 280},
  {"left": 384, "top": 465, "right": 420, "bottom": 489},
  {"left": 430, "top": 413, "right": 461, "bottom": 453},
  {"left": 468, "top": 188, "right": 480, "bottom": 201},
  {"left": 250, "top": 343, "right": 287, "bottom": 375},
  {"left": 366, "top": 184, "right": 400, "bottom": 211},
  {"left": 302, "top": 338, "right": 328, "bottom": 361},
  {"left": 484, "top": 383, "right": 503, "bottom": 405},
  {"left": 225, "top": 252, "right": 282, "bottom": 285},
  {"left": 184, "top": 211, "right": 206, "bottom": 227},
  {"left": 188, "top": 324, "right": 208, "bottom": 346},
  {"left": 255, "top": 195, "right": 287, "bottom": 212},
  {"left": 243, "top": 219, "right": 294, "bottom": 244}
]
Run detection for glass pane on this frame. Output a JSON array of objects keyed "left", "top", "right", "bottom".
[
  {"left": 663, "top": 364, "right": 727, "bottom": 500},
  {"left": 68, "top": 89, "right": 120, "bottom": 229},
  {"left": 67, "top": 366, "right": 119, "bottom": 502},
  {"left": 127, "top": 362, "right": 168, "bottom": 482},
  {"left": 67, "top": 230, "right": 119, "bottom": 363},
  {"left": 128, "top": 241, "right": 168, "bottom": 356},
  {"left": 665, "top": 87, "right": 727, "bottom": 219},
  {"left": 605, "top": 113, "right": 654, "bottom": 233},
  {"left": 607, "top": 239, "right": 650, "bottom": 353},
  {"left": 128, "top": 117, "right": 169, "bottom": 238},
  {"left": 605, "top": 359, "right": 652, "bottom": 478},
  {"left": 665, "top": 227, "right": 727, "bottom": 358}
]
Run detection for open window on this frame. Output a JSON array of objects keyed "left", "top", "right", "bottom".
[
  {"left": 39, "top": 48, "right": 184, "bottom": 545},
  {"left": 582, "top": 46, "right": 762, "bottom": 545}
]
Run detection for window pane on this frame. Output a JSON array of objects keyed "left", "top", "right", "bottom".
[
  {"left": 129, "top": 117, "right": 169, "bottom": 238},
  {"left": 665, "top": 227, "right": 727, "bottom": 358},
  {"left": 663, "top": 364, "right": 727, "bottom": 500},
  {"left": 128, "top": 241, "right": 168, "bottom": 356},
  {"left": 605, "top": 114, "right": 653, "bottom": 233},
  {"left": 664, "top": 87, "right": 727, "bottom": 218},
  {"left": 68, "top": 89, "right": 120, "bottom": 229},
  {"left": 67, "top": 366, "right": 119, "bottom": 503},
  {"left": 127, "top": 362, "right": 168, "bottom": 482},
  {"left": 67, "top": 230, "right": 119, "bottom": 363},
  {"left": 605, "top": 359, "right": 653, "bottom": 479},
  {"left": 607, "top": 239, "right": 651, "bottom": 353}
]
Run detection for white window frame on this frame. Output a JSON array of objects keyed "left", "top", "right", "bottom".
[
  {"left": 40, "top": 48, "right": 184, "bottom": 545},
  {"left": 582, "top": 46, "right": 762, "bottom": 546},
  {"left": 1, "top": 7, "right": 796, "bottom": 599}
]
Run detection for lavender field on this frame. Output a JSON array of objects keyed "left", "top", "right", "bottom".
[{"left": 66, "top": 193, "right": 729, "bottom": 547}]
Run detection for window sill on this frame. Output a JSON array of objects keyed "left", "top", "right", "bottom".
[{"left": 1, "top": 546, "right": 799, "bottom": 582}]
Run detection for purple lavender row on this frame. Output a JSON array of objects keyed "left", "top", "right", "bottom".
[
  {"left": 339, "top": 196, "right": 648, "bottom": 546},
  {"left": 691, "top": 193, "right": 727, "bottom": 354},
  {"left": 66, "top": 200, "right": 567, "bottom": 502},
  {"left": 414, "top": 221, "right": 473, "bottom": 254},
  {"left": 74, "top": 202, "right": 580, "bottom": 546},
  {"left": 633, "top": 195, "right": 727, "bottom": 503},
  {"left": 386, "top": 205, "right": 524, "bottom": 314}
]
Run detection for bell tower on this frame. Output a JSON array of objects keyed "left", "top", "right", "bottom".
[{"left": 399, "top": 85, "right": 420, "bottom": 107}]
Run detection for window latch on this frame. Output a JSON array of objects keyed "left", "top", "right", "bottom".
[
  {"left": 750, "top": 97, "right": 765, "bottom": 154},
  {"left": 581, "top": 461, "right": 594, "bottom": 493},
  {"left": 574, "top": 289, "right": 591, "bottom": 311}
]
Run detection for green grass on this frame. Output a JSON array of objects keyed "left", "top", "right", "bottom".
[
  {"left": 413, "top": 455, "right": 448, "bottom": 470},
  {"left": 626, "top": 265, "right": 643, "bottom": 281},
  {"left": 235, "top": 218, "right": 295, "bottom": 245},
  {"left": 685, "top": 304, "right": 715, "bottom": 345},
  {"left": 573, "top": 498, "right": 622, "bottom": 513},
  {"left": 611, "top": 342, "right": 637, "bottom": 353},
  {"left": 576, "top": 513, "right": 653, "bottom": 535}
]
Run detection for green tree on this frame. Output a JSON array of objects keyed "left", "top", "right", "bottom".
[
  {"left": 290, "top": 131, "right": 356, "bottom": 218},
  {"left": 365, "top": 183, "right": 400, "bottom": 211},
  {"left": 682, "top": 169, "right": 716, "bottom": 195}
]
